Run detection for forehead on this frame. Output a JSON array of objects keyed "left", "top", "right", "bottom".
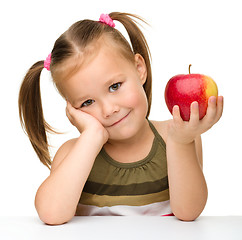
[{"left": 62, "top": 43, "right": 135, "bottom": 103}]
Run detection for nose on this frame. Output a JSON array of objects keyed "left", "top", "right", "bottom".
[{"left": 101, "top": 99, "right": 120, "bottom": 118}]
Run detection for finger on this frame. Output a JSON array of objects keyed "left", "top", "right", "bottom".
[
  {"left": 66, "top": 102, "right": 74, "bottom": 121},
  {"left": 66, "top": 102, "right": 70, "bottom": 116},
  {"left": 172, "top": 105, "right": 183, "bottom": 125},
  {"left": 66, "top": 101, "right": 72, "bottom": 111},
  {"left": 202, "top": 96, "right": 217, "bottom": 124},
  {"left": 66, "top": 101, "right": 70, "bottom": 111},
  {"left": 189, "top": 101, "right": 200, "bottom": 126},
  {"left": 66, "top": 108, "right": 72, "bottom": 122},
  {"left": 214, "top": 96, "right": 224, "bottom": 123},
  {"left": 66, "top": 101, "right": 76, "bottom": 116}
]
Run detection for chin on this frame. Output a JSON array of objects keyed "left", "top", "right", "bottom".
[
  {"left": 108, "top": 128, "right": 133, "bottom": 141},
  {"left": 108, "top": 121, "right": 144, "bottom": 142}
]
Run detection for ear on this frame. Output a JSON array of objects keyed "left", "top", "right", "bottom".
[{"left": 134, "top": 54, "right": 147, "bottom": 85}]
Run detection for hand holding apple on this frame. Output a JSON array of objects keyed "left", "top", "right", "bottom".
[
  {"left": 165, "top": 65, "right": 218, "bottom": 121},
  {"left": 167, "top": 95, "right": 223, "bottom": 144}
]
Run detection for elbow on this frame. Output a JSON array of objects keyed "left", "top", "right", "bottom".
[
  {"left": 37, "top": 209, "right": 74, "bottom": 225},
  {"left": 35, "top": 195, "right": 75, "bottom": 225},
  {"left": 175, "top": 213, "right": 200, "bottom": 222},
  {"left": 171, "top": 204, "right": 204, "bottom": 222},
  {"left": 35, "top": 202, "right": 74, "bottom": 225},
  {"left": 39, "top": 214, "right": 71, "bottom": 226},
  {"left": 171, "top": 194, "right": 207, "bottom": 222},
  {"left": 173, "top": 208, "right": 203, "bottom": 222}
]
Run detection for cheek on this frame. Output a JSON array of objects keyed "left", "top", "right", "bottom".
[
  {"left": 123, "top": 86, "right": 148, "bottom": 110},
  {"left": 79, "top": 106, "right": 100, "bottom": 121}
]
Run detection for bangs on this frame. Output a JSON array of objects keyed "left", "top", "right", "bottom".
[
  {"left": 51, "top": 44, "right": 99, "bottom": 98},
  {"left": 51, "top": 35, "right": 135, "bottom": 98}
]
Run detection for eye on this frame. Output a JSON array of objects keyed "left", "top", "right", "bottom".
[
  {"left": 81, "top": 99, "right": 95, "bottom": 108},
  {"left": 109, "top": 82, "right": 122, "bottom": 92}
]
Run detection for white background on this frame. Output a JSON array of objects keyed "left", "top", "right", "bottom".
[{"left": 0, "top": 0, "right": 241, "bottom": 217}]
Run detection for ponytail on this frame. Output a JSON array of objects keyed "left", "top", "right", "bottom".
[
  {"left": 18, "top": 61, "right": 55, "bottom": 169},
  {"left": 109, "top": 12, "right": 152, "bottom": 116}
]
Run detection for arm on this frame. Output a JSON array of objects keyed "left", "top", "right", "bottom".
[
  {"left": 35, "top": 103, "right": 108, "bottom": 225},
  {"left": 166, "top": 96, "right": 223, "bottom": 221},
  {"left": 167, "top": 136, "right": 207, "bottom": 221}
]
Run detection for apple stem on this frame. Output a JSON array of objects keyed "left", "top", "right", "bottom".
[{"left": 189, "top": 64, "right": 192, "bottom": 74}]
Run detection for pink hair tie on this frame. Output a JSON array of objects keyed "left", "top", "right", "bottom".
[
  {"left": 99, "top": 14, "right": 115, "bottom": 28},
  {"left": 44, "top": 53, "right": 51, "bottom": 71}
]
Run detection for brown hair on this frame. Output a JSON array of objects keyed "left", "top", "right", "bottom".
[{"left": 18, "top": 12, "right": 152, "bottom": 169}]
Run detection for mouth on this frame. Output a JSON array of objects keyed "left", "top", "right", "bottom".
[{"left": 108, "top": 112, "right": 130, "bottom": 127}]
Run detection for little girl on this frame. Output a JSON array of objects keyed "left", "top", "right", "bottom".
[{"left": 18, "top": 12, "right": 223, "bottom": 225}]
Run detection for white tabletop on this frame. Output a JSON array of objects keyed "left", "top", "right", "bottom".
[{"left": 0, "top": 216, "right": 241, "bottom": 240}]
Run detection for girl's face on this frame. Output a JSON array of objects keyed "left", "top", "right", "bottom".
[{"left": 63, "top": 43, "right": 148, "bottom": 141}]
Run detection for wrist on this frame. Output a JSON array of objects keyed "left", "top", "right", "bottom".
[
  {"left": 167, "top": 135, "right": 195, "bottom": 146},
  {"left": 81, "top": 127, "right": 108, "bottom": 146}
]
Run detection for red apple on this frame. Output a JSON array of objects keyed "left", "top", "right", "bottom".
[{"left": 164, "top": 65, "right": 218, "bottom": 121}]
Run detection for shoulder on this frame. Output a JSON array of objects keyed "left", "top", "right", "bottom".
[
  {"left": 50, "top": 138, "right": 78, "bottom": 173},
  {"left": 150, "top": 119, "right": 171, "bottom": 144}
]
